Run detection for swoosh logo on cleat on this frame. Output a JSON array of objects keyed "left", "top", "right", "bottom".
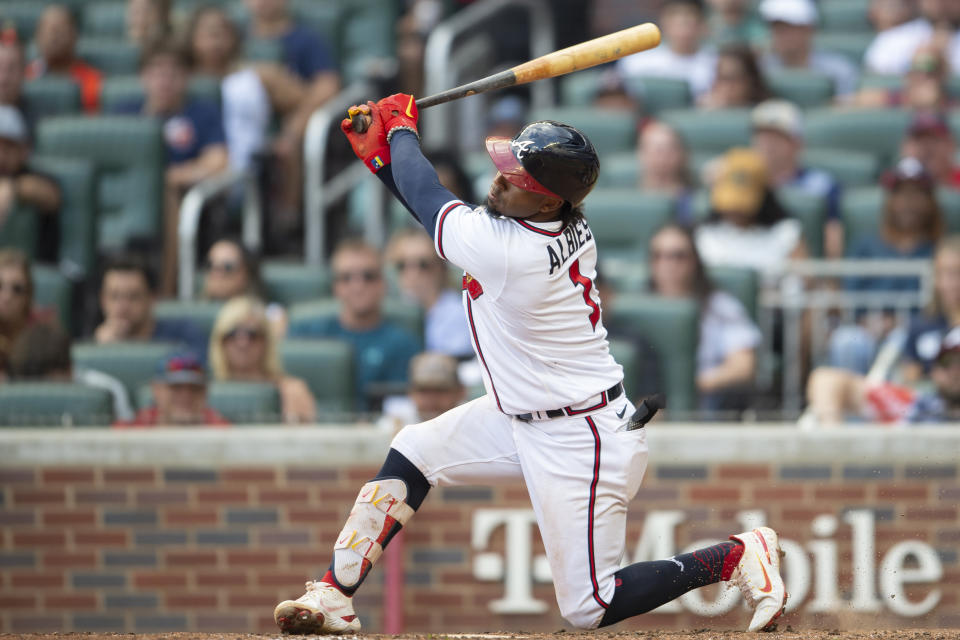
[
  {"left": 758, "top": 553, "right": 773, "bottom": 593},
  {"left": 616, "top": 405, "right": 627, "bottom": 419}
]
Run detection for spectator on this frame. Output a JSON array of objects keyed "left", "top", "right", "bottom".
[
  {"left": 899, "top": 235, "right": 960, "bottom": 382},
  {"left": 698, "top": 43, "right": 771, "bottom": 109},
  {"left": 750, "top": 99, "right": 843, "bottom": 257},
  {"left": 868, "top": 0, "right": 915, "bottom": 34},
  {"left": 695, "top": 148, "right": 807, "bottom": 276},
  {"left": 0, "top": 29, "right": 29, "bottom": 134},
  {"left": 209, "top": 296, "right": 315, "bottom": 424},
  {"left": 8, "top": 323, "right": 135, "bottom": 421},
  {"left": 289, "top": 239, "right": 420, "bottom": 411},
  {"left": 485, "top": 95, "right": 527, "bottom": 141},
  {"left": 899, "top": 111, "right": 960, "bottom": 189},
  {"left": 759, "top": 0, "right": 859, "bottom": 99},
  {"left": 857, "top": 44, "right": 953, "bottom": 111},
  {"left": 93, "top": 254, "right": 208, "bottom": 360},
  {"left": 705, "top": 0, "right": 767, "bottom": 46},
  {"left": 202, "top": 238, "right": 264, "bottom": 301},
  {"left": 114, "top": 351, "right": 231, "bottom": 427},
  {"left": 113, "top": 41, "right": 229, "bottom": 295},
  {"left": 186, "top": 6, "right": 305, "bottom": 173},
  {"left": 805, "top": 327, "right": 960, "bottom": 425},
  {"left": 0, "top": 248, "right": 33, "bottom": 369},
  {"left": 380, "top": 351, "right": 467, "bottom": 431},
  {"left": 591, "top": 68, "right": 642, "bottom": 114},
  {"left": 649, "top": 223, "right": 761, "bottom": 414},
  {"left": 0, "top": 105, "right": 62, "bottom": 261},
  {"left": 864, "top": 0, "right": 960, "bottom": 76},
  {"left": 386, "top": 228, "right": 473, "bottom": 359},
  {"left": 25, "top": 5, "right": 102, "bottom": 113},
  {"left": 637, "top": 120, "right": 696, "bottom": 225},
  {"left": 126, "top": 0, "right": 171, "bottom": 48},
  {"left": 617, "top": 0, "right": 716, "bottom": 98}
]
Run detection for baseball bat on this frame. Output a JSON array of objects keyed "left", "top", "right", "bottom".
[{"left": 349, "top": 22, "right": 661, "bottom": 132}]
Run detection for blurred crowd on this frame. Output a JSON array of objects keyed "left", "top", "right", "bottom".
[{"left": 1, "top": 0, "right": 959, "bottom": 427}]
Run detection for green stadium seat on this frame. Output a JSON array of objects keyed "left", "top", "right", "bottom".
[
  {"left": 153, "top": 300, "right": 223, "bottom": 339},
  {"left": 30, "top": 155, "right": 97, "bottom": 279},
  {"left": 72, "top": 341, "right": 179, "bottom": 405},
  {"left": 208, "top": 382, "right": 281, "bottom": 424},
  {"left": 708, "top": 266, "right": 758, "bottom": 321},
  {"left": 765, "top": 69, "right": 834, "bottom": 108},
  {"left": 608, "top": 294, "right": 699, "bottom": 413},
  {"left": 560, "top": 69, "right": 605, "bottom": 107},
  {"left": 840, "top": 186, "right": 883, "bottom": 251},
  {"left": 585, "top": 189, "right": 674, "bottom": 260},
  {"left": 529, "top": 106, "right": 638, "bottom": 156},
  {"left": 804, "top": 108, "right": 911, "bottom": 166},
  {"left": 949, "top": 111, "right": 960, "bottom": 145},
  {"left": 32, "top": 264, "right": 73, "bottom": 333},
  {"left": 82, "top": 2, "right": 126, "bottom": 38},
  {"left": 244, "top": 38, "right": 283, "bottom": 63},
  {"left": 819, "top": 0, "right": 871, "bottom": 32},
  {"left": 291, "top": 0, "right": 342, "bottom": 61},
  {"left": 0, "top": 2, "right": 48, "bottom": 41},
  {"left": 279, "top": 338, "right": 354, "bottom": 414},
  {"left": 858, "top": 74, "right": 903, "bottom": 93},
  {"left": 22, "top": 77, "right": 82, "bottom": 119},
  {"left": 812, "top": 32, "right": 874, "bottom": 66},
  {"left": 339, "top": 0, "right": 398, "bottom": 78},
  {"left": 101, "top": 75, "right": 222, "bottom": 112},
  {"left": 800, "top": 147, "right": 880, "bottom": 187},
  {"left": 287, "top": 297, "right": 424, "bottom": 341},
  {"left": 596, "top": 151, "right": 638, "bottom": 188},
  {"left": 599, "top": 258, "right": 647, "bottom": 294},
  {"left": 607, "top": 338, "right": 638, "bottom": 402},
  {"left": 76, "top": 38, "right": 140, "bottom": 75},
  {"left": 262, "top": 261, "right": 331, "bottom": 306},
  {"left": 0, "top": 203, "right": 38, "bottom": 261},
  {"left": 658, "top": 108, "right": 752, "bottom": 153},
  {"left": 777, "top": 186, "right": 828, "bottom": 257},
  {"left": 622, "top": 76, "right": 692, "bottom": 115},
  {"left": 37, "top": 116, "right": 164, "bottom": 250},
  {"left": 937, "top": 188, "right": 960, "bottom": 233},
  {"left": 0, "top": 383, "right": 114, "bottom": 427}
]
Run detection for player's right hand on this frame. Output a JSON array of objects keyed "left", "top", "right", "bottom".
[{"left": 341, "top": 101, "right": 391, "bottom": 174}]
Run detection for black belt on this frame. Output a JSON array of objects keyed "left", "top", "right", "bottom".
[{"left": 514, "top": 382, "right": 624, "bottom": 422}]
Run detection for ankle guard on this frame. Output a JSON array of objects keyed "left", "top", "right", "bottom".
[{"left": 333, "top": 478, "right": 414, "bottom": 588}]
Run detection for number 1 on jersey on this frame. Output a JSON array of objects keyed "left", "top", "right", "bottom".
[{"left": 568, "top": 258, "right": 600, "bottom": 330}]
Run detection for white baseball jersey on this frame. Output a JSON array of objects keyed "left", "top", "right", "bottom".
[{"left": 433, "top": 199, "right": 623, "bottom": 416}]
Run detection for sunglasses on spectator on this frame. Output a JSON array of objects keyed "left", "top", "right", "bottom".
[
  {"left": 335, "top": 269, "right": 380, "bottom": 284},
  {"left": 0, "top": 280, "right": 27, "bottom": 296},
  {"left": 224, "top": 327, "right": 264, "bottom": 342},
  {"left": 651, "top": 249, "right": 692, "bottom": 262},
  {"left": 207, "top": 260, "right": 239, "bottom": 273},
  {"left": 394, "top": 258, "right": 433, "bottom": 272}
]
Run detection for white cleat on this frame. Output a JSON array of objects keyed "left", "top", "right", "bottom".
[
  {"left": 274, "top": 580, "right": 361, "bottom": 635},
  {"left": 729, "top": 526, "right": 788, "bottom": 632}
]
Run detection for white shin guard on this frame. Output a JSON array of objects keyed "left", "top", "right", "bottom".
[{"left": 333, "top": 478, "right": 415, "bottom": 588}]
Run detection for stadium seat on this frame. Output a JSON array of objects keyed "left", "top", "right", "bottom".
[
  {"left": 607, "top": 294, "right": 699, "bottom": 413},
  {"left": 938, "top": 188, "right": 960, "bottom": 233},
  {"left": 0, "top": 203, "right": 38, "bottom": 262},
  {"left": 607, "top": 338, "right": 638, "bottom": 402},
  {"left": 812, "top": 32, "right": 874, "bottom": 66},
  {"left": 858, "top": 74, "right": 903, "bottom": 93},
  {"left": 262, "top": 261, "right": 331, "bottom": 307},
  {"left": 30, "top": 155, "right": 97, "bottom": 279},
  {"left": 800, "top": 148, "right": 880, "bottom": 187},
  {"left": 766, "top": 69, "right": 834, "bottom": 108},
  {"left": 279, "top": 338, "right": 355, "bottom": 414},
  {"left": 586, "top": 189, "right": 675, "bottom": 259},
  {"left": 22, "top": 77, "right": 82, "bottom": 120},
  {"left": 82, "top": 2, "right": 126, "bottom": 38},
  {"left": 32, "top": 264, "right": 73, "bottom": 334},
  {"left": 622, "top": 76, "right": 692, "bottom": 115},
  {"left": 658, "top": 108, "right": 752, "bottom": 153},
  {"left": 76, "top": 38, "right": 140, "bottom": 75},
  {"left": 291, "top": 0, "right": 342, "bottom": 61},
  {"left": 529, "top": 106, "right": 638, "bottom": 156},
  {"left": 777, "top": 186, "right": 828, "bottom": 257},
  {"left": 0, "top": 383, "right": 113, "bottom": 427},
  {"left": 208, "top": 382, "right": 281, "bottom": 424},
  {"left": 287, "top": 297, "right": 424, "bottom": 341},
  {"left": 153, "top": 300, "right": 224, "bottom": 339},
  {"left": 596, "top": 151, "right": 638, "bottom": 188},
  {"left": 72, "top": 342, "right": 179, "bottom": 405},
  {"left": 804, "top": 108, "right": 911, "bottom": 166},
  {"left": 0, "top": 2, "right": 48, "bottom": 41},
  {"left": 338, "top": 0, "right": 397, "bottom": 78},
  {"left": 840, "top": 186, "right": 883, "bottom": 251},
  {"left": 37, "top": 116, "right": 164, "bottom": 250},
  {"left": 101, "top": 75, "right": 222, "bottom": 112},
  {"left": 709, "top": 266, "right": 758, "bottom": 321},
  {"left": 949, "top": 111, "right": 960, "bottom": 144},
  {"left": 243, "top": 38, "right": 283, "bottom": 63},
  {"left": 560, "top": 69, "right": 605, "bottom": 107},
  {"left": 819, "top": 0, "right": 871, "bottom": 32}
]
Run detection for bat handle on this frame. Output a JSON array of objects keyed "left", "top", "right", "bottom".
[{"left": 347, "top": 105, "right": 372, "bottom": 134}]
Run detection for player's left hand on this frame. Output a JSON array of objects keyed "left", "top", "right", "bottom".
[
  {"left": 376, "top": 93, "right": 419, "bottom": 143},
  {"left": 341, "top": 101, "right": 391, "bottom": 173}
]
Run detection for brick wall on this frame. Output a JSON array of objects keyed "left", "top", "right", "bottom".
[{"left": 0, "top": 428, "right": 958, "bottom": 633}]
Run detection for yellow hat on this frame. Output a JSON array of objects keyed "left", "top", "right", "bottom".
[{"left": 710, "top": 148, "right": 768, "bottom": 215}]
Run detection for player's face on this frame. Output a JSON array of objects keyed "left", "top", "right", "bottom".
[
  {"left": 649, "top": 228, "right": 696, "bottom": 297},
  {"left": 486, "top": 172, "right": 558, "bottom": 221}
]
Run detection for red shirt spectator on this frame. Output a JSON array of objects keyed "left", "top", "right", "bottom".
[{"left": 26, "top": 5, "right": 102, "bottom": 112}]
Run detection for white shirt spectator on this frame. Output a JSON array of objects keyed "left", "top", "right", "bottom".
[
  {"left": 695, "top": 218, "right": 802, "bottom": 275},
  {"left": 864, "top": 18, "right": 960, "bottom": 76},
  {"left": 617, "top": 46, "right": 717, "bottom": 97},
  {"left": 697, "top": 291, "right": 762, "bottom": 374},
  {"left": 425, "top": 289, "right": 474, "bottom": 358}
]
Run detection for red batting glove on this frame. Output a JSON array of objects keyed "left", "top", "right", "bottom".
[
  {"left": 377, "top": 93, "right": 419, "bottom": 143},
  {"left": 340, "top": 101, "right": 391, "bottom": 173}
]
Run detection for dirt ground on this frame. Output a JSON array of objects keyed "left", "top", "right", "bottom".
[{"left": 4, "top": 631, "right": 960, "bottom": 640}]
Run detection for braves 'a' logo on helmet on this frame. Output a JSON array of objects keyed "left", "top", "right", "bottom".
[{"left": 510, "top": 139, "right": 535, "bottom": 160}]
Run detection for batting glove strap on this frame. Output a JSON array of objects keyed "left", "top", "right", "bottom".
[{"left": 386, "top": 126, "right": 420, "bottom": 145}]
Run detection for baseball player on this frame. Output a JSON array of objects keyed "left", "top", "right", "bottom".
[{"left": 274, "top": 94, "right": 787, "bottom": 634}]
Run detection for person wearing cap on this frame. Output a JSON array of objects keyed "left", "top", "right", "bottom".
[
  {"left": 864, "top": 0, "right": 960, "bottom": 77},
  {"left": 899, "top": 111, "right": 960, "bottom": 190},
  {"left": 750, "top": 99, "right": 843, "bottom": 257},
  {"left": 25, "top": 5, "right": 102, "bottom": 113},
  {"left": 805, "top": 325, "right": 960, "bottom": 425},
  {"left": 114, "top": 351, "right": 230, "bottom": 427},
  {"left": 695, "top": 148, "right": 807, "bottom": 276},
  {"left": 378, "top": 352, "right": 468, "bottom": 431},
  {"left": 616, "top": 0, "right": 717, "bottom": 99},
  {"left": 758, "top": 0, "right": 859, "bottom": 99}
]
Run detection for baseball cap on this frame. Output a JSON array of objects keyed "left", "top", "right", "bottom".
[
  {"left": 0, "top": 105, "right": 27, "bottom": 144},
  {"left": 157, "top": 351, "right": 207, "bottom": 385},
  {"left": 907, "top": 111, "right": 952, "bottom": 138},
  {"left": 759, "top": 0, "right": 818, "bottom": 26},
  {"left": 409, "top": 352, "right": 461, "bottom": 391},
  {"left": 751, "top": 99, "right": 804, "bottom": 139},
  {"left": 880, "top": 156, "right": 934, "bottom": 190},
  {"left": 936, "top": 327, "right": 960, "bottom": 363},
  {"left": 710, "top": 148, "right": 768, "bottom": 215}
]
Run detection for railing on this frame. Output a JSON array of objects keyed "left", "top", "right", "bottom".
[
  {"left": 759, "top": 259, "right": 934, "bottom": 414},
  {"left": 177, "top": 170, "right": 261, "bottom": 300}
]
